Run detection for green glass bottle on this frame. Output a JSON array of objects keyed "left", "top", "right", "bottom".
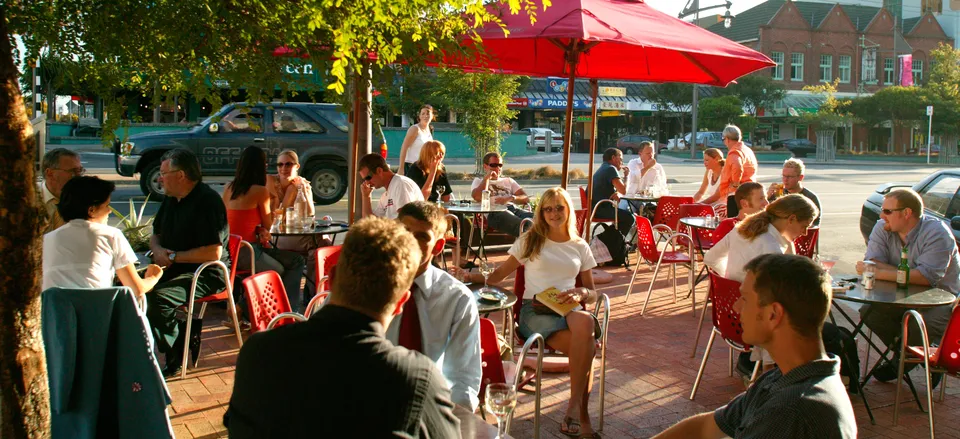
[{"left": 896, "top": 245, "right": 910, "bottom": 289}]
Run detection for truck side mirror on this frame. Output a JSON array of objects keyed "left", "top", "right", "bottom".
[
  {"left": 208, "top": 123, "right": 219, "bottom": 134},
  {"left": 952, "top": 216, "right": 960, "bottom": 231}
]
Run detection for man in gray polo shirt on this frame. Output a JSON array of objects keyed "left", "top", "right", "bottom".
[{"left": 654, "top": 254, "right": 857, "bottom": 439}]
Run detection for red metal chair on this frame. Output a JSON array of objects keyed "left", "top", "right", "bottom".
[
  {"left": 241, "top": 270, "right": 307, "bottom": 333},
  {"left": 440, "top": 214, "right": 461, "bottom": 269},
  {"left": 652, "top": 196, "right": 695, "bottom": 233},
  {"left": 894, "top": 301, "right": 960, "bottom": 436},
  {"left": 690, "top": 270, "right": 762, "bottom": 400},
  {"left": 580, "top": 186, "right": 616, "bottom": 240},
  {"left": 574, "top": 209, "right": 588, "bottom": 239},
  {"left": 624, "top": 215, "right": 696, "bottom": 316},
  {"left": 691, "top": 218, "right": 740, "bottom": 358},
  {"left": 175, "top": 235, "right": 251, "bottom": 380},
  {"left": 510, "top": 266, "right": 611, "bottom": 431},
  {"left": 478, "top": 317, "right": 544, "bottom": 437},
  {"left": 308, "top": 246, "right": 341, "bottom": 317},
  {"left": 677, "top": 204, "right": 716, "bottom": 251},
  {"left": 793, "top": 226, "right": 819, "bottom": 258}
]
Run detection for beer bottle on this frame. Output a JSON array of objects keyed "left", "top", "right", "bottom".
[{"left": 896, "top": 245, "right": 910, "bottom": 289}]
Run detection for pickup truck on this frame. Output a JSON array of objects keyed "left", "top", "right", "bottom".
[{"left": 114, "top": 102, "right": 351, "bottom": 205}]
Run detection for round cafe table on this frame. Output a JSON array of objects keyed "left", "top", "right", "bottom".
[
  {"left": 446, "top": 203, "right": 511, "bottom": 261},
  {"left": 468, "top": 283, "right": 517, "bottom": 356},
  {"left": 619, "top": 193, "right": 660, "bottom": 216},
  {"left": 270, "top": 221, "right": 350, "bottom": 247}
]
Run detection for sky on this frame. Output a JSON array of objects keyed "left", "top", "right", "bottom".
[{"left": 645, "top": 0, "right": 768, "bottom": 19}]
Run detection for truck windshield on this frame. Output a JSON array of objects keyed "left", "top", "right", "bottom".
[{"left": 312, "top": 107, "right": 349, "bottom": 132}]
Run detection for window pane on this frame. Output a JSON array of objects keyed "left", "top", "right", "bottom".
[
  {"left": 912, "top": 60, "right": 924, "bottom": 85},
  {"left": 791, "top": 53, "right": 804, "bottom": 81},
  {"left": 771, "top": 52, "right": 784, "bottom": 80},
  {"left": 884, "top": 58, "right": 894, "bottom": 85},
  {"left": 273, "top": 108, "right": 324, "bottom": 134},
  {"left": 312, "top": 108, "right": 349, "bottom": 132},
  {"left": 221, "top": 108, "right": 264, "bottom": 133},
  {"left": 839, "top": 56, "right": 851, "bottom": 83},
  {"left": 920, "top": 176, "right": 960, "bottom": 217},
  {"left": 820, "top": 54, "right": 833, "bottom": 82}
]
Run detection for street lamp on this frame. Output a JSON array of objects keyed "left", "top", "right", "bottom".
[{"left": 679, "top": 0, "right": 735, "bottom": 158}]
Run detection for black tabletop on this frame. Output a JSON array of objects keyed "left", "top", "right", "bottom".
[
  {"left": 832, "top": 273, "right": 957, "bottom": 308},
  {"left": 271, "top": 223, "right": 350, "bottom": 237},
  {"left": 467, "top": 283, "right": 518, "bottom": 313},
  {"left": 679, "top": 216, "right": 719, "bottom": 230},
  {"left": 445, "top": 204, "right": 510, "bottom": 214}
]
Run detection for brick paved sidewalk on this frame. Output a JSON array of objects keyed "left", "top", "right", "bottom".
[{"left": 165, "top": 254, "right": 959, "bottom": 438}]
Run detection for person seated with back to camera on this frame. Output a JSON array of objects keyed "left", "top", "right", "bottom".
[{"left": 591, "top": 147, "right": 636, "bottom": 240}]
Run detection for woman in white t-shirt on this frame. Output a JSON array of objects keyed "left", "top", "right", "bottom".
[
  {"left": 456, "top": 187, "right": 601, "bottom": 439},
  {"left": 693, "top": 148, "right": 726, "bottom": 217},
  {"left": 398, "top": 104, "right": 435, "bottom": 176},
  {"left": 42, "top": 176, "right": 163, "bottom": 297}
]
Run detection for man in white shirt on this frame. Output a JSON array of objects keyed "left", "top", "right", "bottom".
[
  {"left": 624, "top": 142, "right": 666, "bottom": 196},
  {"left": 388, "top": 201, "right": 482, "bottom": 411},
  {"left": 471, "top": 152, "right": 533, "bottom": 236},
  {"left": 40, "top": 148, "right": 84, "bottom": 234},
  {"left": 359, "top": 153, "right": 424, "bottom": 220}
]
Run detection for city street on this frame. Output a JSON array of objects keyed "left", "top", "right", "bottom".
[{"left": 81, "top": 149, "right": 951, "bottom": 276}]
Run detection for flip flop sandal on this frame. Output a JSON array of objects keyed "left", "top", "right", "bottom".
[{"left": 560, "top": 416, "right": 581, "bottom": 437}]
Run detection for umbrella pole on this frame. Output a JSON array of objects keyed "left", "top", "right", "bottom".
[
  {"left": 585, "top": 79, "right": 599, "bottom": 236},
  {"left": 560, "top": 44, "right": 580, "bottom": 189},
  {"left": 347, "top": 71, "right": 363, "bottom": 224}
]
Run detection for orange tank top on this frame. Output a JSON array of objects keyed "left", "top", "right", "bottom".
[{"left": 227, "top": 208, "right": 262, "bottom": 242}]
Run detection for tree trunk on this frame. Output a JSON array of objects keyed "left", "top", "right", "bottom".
[{"left": 0, "top": 5, "right": 52, "bottom": 438}]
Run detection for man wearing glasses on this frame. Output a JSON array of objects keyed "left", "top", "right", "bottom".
[
  {"left": 40, "top": 148, "right": 84, "bottom": 234},
  {"left": 359, "top": 153, "right": 423, "bottom": 220},
  {"left": 766, "top": 158, "right": 821, "bottom": 226},
  {"left": 856, "top": 188, "right": 960, "bottom": 384},
  {"left": 471, "top": 152, "right": 533, "bottom": 237},
  {"left": 702, "top": 125, "right": 757, "bottom": 218}
]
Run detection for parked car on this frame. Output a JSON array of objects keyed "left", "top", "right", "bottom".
[
  {"left": 769, "top": 138, "right": 817, "bottom": 158},
  {"left": 859, "top": 169, "right": 960, "bottom": 244},
  {"left": 919, "top": 144, "right": 942, "bottom": 155},
  {"left": 615, "top": 135, "right": 656, "bottom": 155},
  {"left": 114, "top": 102, "right": 354, "bottom": 205},
  {"left": 521, "top": 127, "right": 564, "bottom": 152}
]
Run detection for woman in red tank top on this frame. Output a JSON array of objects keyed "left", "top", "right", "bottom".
[{"left": 223, "top": 147, "right": 306, "bottom": 312}]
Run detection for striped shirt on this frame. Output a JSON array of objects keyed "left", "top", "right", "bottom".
[{"left": 714, "top": 355, "right": 857, "bottom": 438}]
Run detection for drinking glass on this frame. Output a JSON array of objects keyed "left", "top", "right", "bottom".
[
  {"left": 485, "top": 383, "right": 517, "bottom": 439},
  {"left": 434, "top": 186, "right": 445, "bottom": 205},
  {"left": 479, "top": 259, "right": 496, "bottom": 293},
  {"left": 303, "top": 215, "right": 315, "bottom": 231}
]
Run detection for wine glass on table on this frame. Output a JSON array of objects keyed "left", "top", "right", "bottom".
[
  {"left": 479, "top": 259, "right": 496, "bottom": 294},
  {"left": 485, "top": 383, "right": 517, "bottom": 439},
  {"left": 434, "top": 186, "right": 445, "bottom": 206}
]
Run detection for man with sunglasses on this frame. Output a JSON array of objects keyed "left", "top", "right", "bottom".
[
  {"left": 856, "top": 188, "right": 960, "bottom": 383},
  {"left": 359, "top": 153, "right": 423, "bottom": 220},
  {"left": 40, "top": 148, "right": 84, "bottom": 234},
  {"left": 766, "top": 158, "right": 821, "bottom": 226},
  {"left": 471, "top": 152, "right": 533, "bottom": 237}
]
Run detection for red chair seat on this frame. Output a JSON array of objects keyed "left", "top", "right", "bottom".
[
  {"left": 905, "top": 345, "right": 940, "bottom": 362},
  {"left": 659, "top": 251, "right": 692, "bottom": 264}
]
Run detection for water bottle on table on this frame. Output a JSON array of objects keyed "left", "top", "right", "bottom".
[{"left": 481, "top": 189, "right": 491, "bottom": 211}]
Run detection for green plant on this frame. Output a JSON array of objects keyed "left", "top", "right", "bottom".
[{"left": 110, "top": 195, "right": 153, "bottom": 252}]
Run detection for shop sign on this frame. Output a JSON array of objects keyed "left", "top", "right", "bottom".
[
  {"left": 547, "top": 77, "right": 569, "bottom": 93},
  {"left": 507, "top": 97, "right": 529, "bottom": 108},
  {"left": 599, "top": 101, "right": 627, "bottom": 110},
  {"left": 599, "top": 86, "right": 626, "bottom": 97},
  {"left": 600, "top": 111, "right": 621, "bottom": 117},
  {"left": 528, "top": 98, "right": 593, "bottom": 109},
  {"left": 575, "top": 115, "right": 593, "bottom": 122}
]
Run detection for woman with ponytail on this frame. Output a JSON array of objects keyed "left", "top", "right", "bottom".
[
  {"left": 704, "top": 194, "right": 818, "bottom": 282},
  {"left": 694, "top": 148, "right": 726, "bottom": 217}
]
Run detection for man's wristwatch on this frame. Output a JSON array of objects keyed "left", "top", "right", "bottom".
[{"left": 169, "top": 251, "right": 178, "bottom": 262}]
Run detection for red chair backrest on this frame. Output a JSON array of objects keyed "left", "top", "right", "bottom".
[
  {"left": 478, "top": 318, "right": 507, "bottom": 398},
  {"left": 713, "top": 218, "right": 740, "bottom": 242},
  {"left": 242, "top": 270, "right": 293, "bottom": 333},
  {"left": 228, "top": 234, "right": 243, "bottom": 279},
  {"left": 574, "top": 209, "right": 587, "bottom": 238},
  {"left": 931, "top": 301, "right": 960, "bottom": 372},
  {"left": 314, "top": 245, "right": 342, "bottom": 292},
  {"left": 678, "top": 203, "right": 716, "bottom": 248},
  {"left": 793, "top": 227, "right": 819, "bottom": 258},
  {"left": 633, "top": 215, "right": 661, "bottom": 264},
  {"left": 708, "top": 271, "right": 749, "bottom": 348},
  {"left": 511, "top": 266, "right": 583, "bottom": 327},
  {"left": 579, "top": 186, "right": 589, "bottom": 210},
  {"left": 653, "top": 196, "right": 695, "bottom": 231}
]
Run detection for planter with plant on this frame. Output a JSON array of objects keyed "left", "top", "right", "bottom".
[{"left": 110, "top": 196, "right": 153, "bottom": 252}]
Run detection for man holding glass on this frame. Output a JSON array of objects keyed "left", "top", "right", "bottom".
[
  {"left": 766, "top": 158, "right": 821, "bottom": 226},
  {"left": 471, "top": 152, "right": 533, "bottom": 237},
  {"left": 226, "top": 217, "right": 461, "bottom": 438}
]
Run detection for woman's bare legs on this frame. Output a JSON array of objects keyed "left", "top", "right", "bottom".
[{"left": 547, "top": 310, "right": 597, "bottom": 435}]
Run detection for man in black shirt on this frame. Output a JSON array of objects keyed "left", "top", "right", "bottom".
[
  {"left": 226, "top": 217, "right": 461, "bottom": 438},
  {"left": 767, "top": 158, "right": 822, "bottom": 226},
  {"left": 148, "top": 149, "right": 230, "bottom": 377},
  {"left": 591, "top": 148, "right": 635, "bottom": 237},
  {"left": 653, "top": 254, "right": 856, "bottom": 439}
]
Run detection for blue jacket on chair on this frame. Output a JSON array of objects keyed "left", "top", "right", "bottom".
[{"left": 42, "top": 287, "right": 174, "bottom": 439}]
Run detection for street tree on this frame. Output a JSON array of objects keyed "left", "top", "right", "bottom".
[
  {"left": 921, "top": 43, "right": 960, "bottom": 163},
  {"left": 847, "top": 86, "right": 924, "bottom": 153},
  {"left": 697, "top": 95, "right": 743, "bottom": 131},
  {"left": 430, "top": 68, "right": 522, "bottom": 172},
  {"left": 646, "top": 82, "right": 693, "bottom": 146},
  {"left": 794, "top": 80, "right": 855, "bottom": 161},
  {"left": 718, "top": 74, "right": 787, "bottom": 117},
  {"left": 2, "top": 1, "right": 545, "bottom": 436}
]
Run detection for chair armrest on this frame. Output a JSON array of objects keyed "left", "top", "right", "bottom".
[
  {"left": 519, "top": 218, "right": 533, "bottom": 236},
  {"left": 304, "top": 291, "right": 330, "bottom": 319},
  {"left": 267, "top": 312, "right": 307, "bottom": 330},
  {"left": 506, "top": 332, "right": 544, "bottom": 435},
  {"left": 444, "top": 214, "right": 461, "bottom": 243},
  {"left": 588, "top": 199, "right": 619, "bottom": 240},
  {"left": 900, "top": 310, "right": 933, "bottom": 361}
]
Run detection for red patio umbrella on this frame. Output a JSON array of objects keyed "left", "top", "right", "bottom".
[{"left": 444, "top": 0, "right": 775, "bottom": 220}]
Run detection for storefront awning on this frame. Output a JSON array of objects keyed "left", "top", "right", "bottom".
[
  {"left": 512, "top": 91, "right": 656, "bottom": 111},
  {"left": 760, "top": 94, "right": 824, "bottom": 117}
]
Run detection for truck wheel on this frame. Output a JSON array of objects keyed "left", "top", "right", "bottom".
[
  {"left": 303, "top": 161, "right": 347, "bottom": 205},
  {"left": 139, "top": 160, "right": 167, "bottom": 201}
]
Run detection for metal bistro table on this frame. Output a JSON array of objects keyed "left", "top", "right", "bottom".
[
  {"left": 454, "top": 404, "right": 513, "bottom": 438},
  {"left": 619, "top": 193, "right": 660, "bottom": 217},
  {"left": 468, "top": 283, "right": 518, "bottom": 356},
  {"left": 446, "top": 203, "right": 510, "bottom": 261},
  {"left": 270, "top": 221, "right": 350, "bottom": 247},
  {"left": 830, "top": 273, "right": 956, "bottom": 424}
]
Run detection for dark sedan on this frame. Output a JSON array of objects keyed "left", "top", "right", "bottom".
[
  {"left": 769, "top": 138, "right": 817, "bottom": 158},
  {"left": 615, "top": 135, "right": 656, "bottom": 155},
  {"left": 859, "top": 170, "right": 960, "bottom": 244}
]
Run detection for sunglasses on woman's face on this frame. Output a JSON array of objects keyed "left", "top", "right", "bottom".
[
  {"left": 542, "top": 204, "right": 566, "bottom": 214},
  {"left": 277, "top": 162, "right": 297, "bottom": 168}
]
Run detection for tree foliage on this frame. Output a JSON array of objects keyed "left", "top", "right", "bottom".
[
  {"left": 921, "top": 43, "right": 960, "bottom": 137},
  {"left": 794, "top": 79, "right": 855, "bottom": 129},
  {"left": 715, "top": 74, "right": 786, "bottom": 116},
  {"left": 848, "top": 86, "right": 924, "bottom": 129},
  {"left": 698, "top": 95, "right": 743, "bottom": 130}
]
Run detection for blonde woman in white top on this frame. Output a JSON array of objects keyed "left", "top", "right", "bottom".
[
  {"left": 455, "top": 187, "right": 602, "bottom": 439},
  {"left": 398, "top": 104, "right": 435, "bottom": 176}
]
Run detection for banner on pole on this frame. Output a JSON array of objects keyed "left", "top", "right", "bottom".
[{"left": 899, "top": 54, "right": 913, "bottom": 87}]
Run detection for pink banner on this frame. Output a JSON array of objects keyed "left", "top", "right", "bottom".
[{"left": 900, "top": 55, "right": 914, "bottom": 87}]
